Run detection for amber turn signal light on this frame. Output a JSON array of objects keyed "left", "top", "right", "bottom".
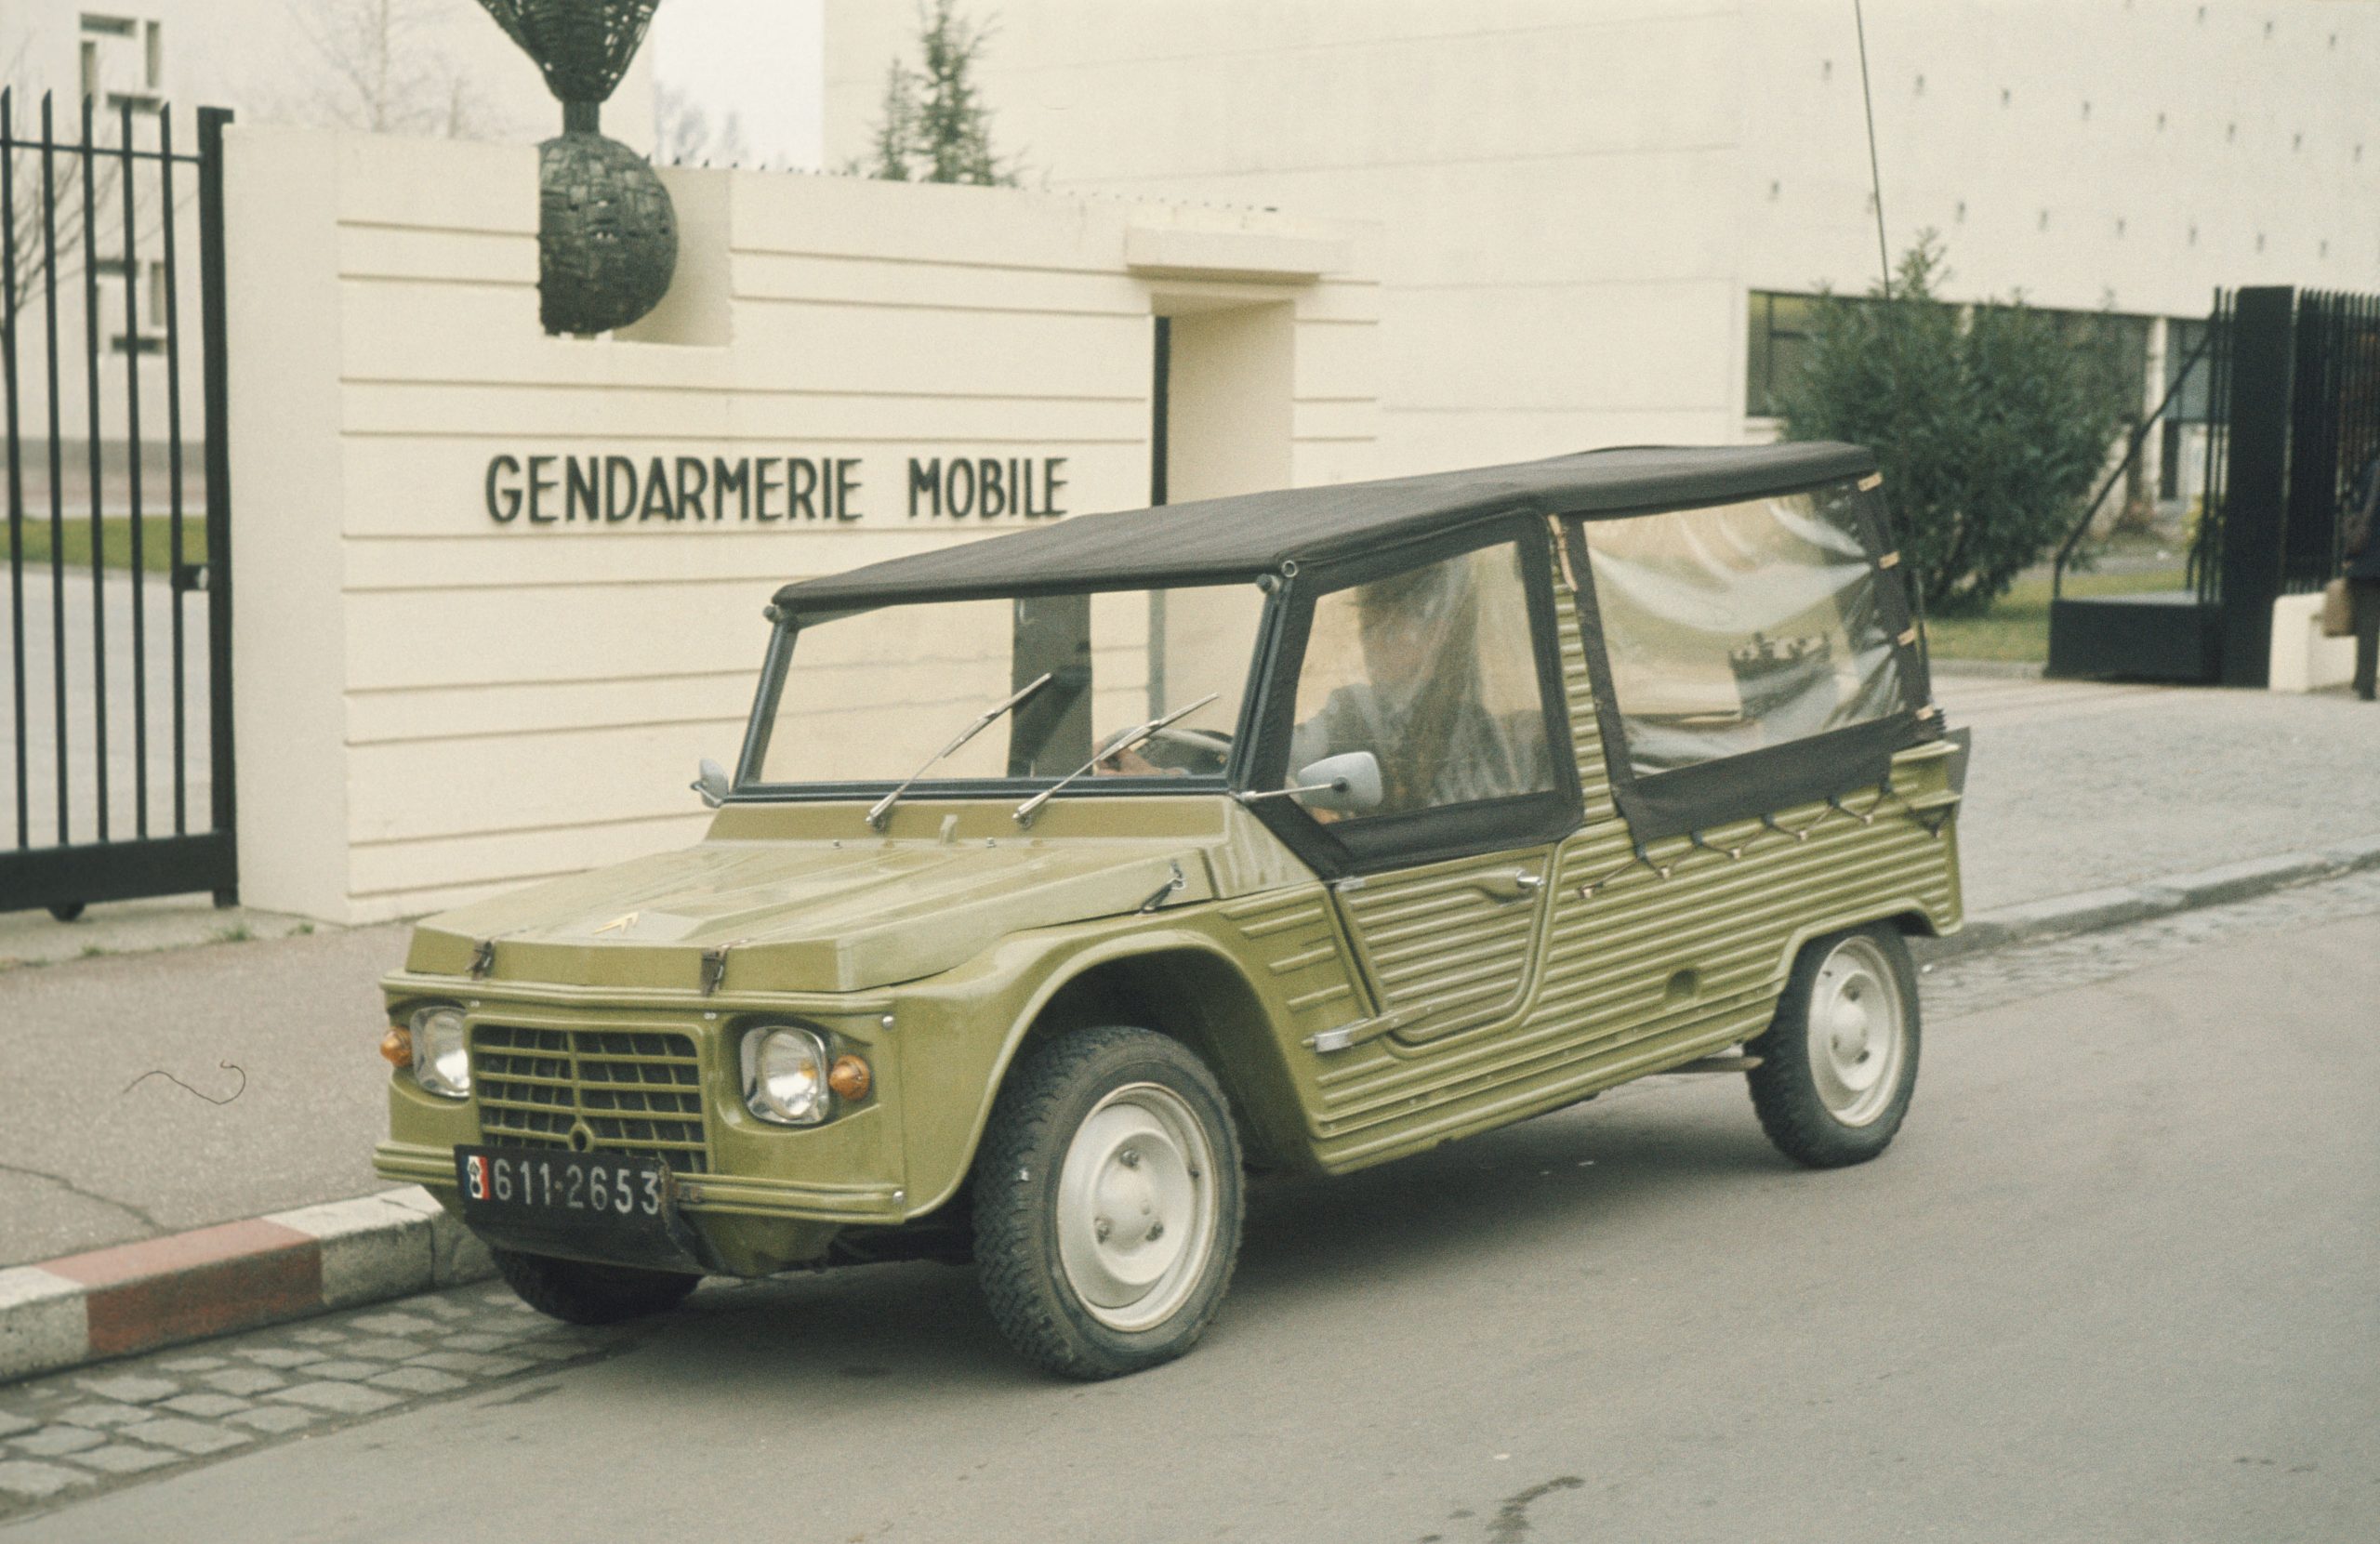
[
  {"left": 827, "top": 1054, "right": 871, "bottom": 1102},
  {"left": 379, "top": 1026, "right": 413, "bottom": 1068}
]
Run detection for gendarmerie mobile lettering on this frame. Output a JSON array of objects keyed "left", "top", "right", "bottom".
[{"left": 483, "top": 454, "right": 1070, "bottom": 525}]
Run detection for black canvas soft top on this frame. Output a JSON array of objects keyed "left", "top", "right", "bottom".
[{"left": 772, "top": 442, "right": 1877, "bottom": 609}]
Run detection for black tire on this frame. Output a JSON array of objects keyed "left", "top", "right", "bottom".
[
  {"left": 47, "top": 903, "right": 86, "bottom": 923},
  {"left": 972, "top": 1025, "right": 1245, "bottom": 1380},
  {"left": 490, "top": 1247, "right": 700, "bottom": 1326},
  {"left": 1745, "top": 923, "right": 1921, "bottom": 1168}
]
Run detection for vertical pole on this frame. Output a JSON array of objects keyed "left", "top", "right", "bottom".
[
  {"left": 118, "top": 99, "right": 148, "bottom": 837},
  {"left": 1146, "top": 315, "right": 1170, "bottom": 719},
  {"left": 80, "top": 95, "right": 110, "bottom": 840},
  {"left": 2218, "top": 286, "right": 2294, "bottom": 687},
  {"left": 2, "top": 90, "right": 28, "bottom": 852},
  {"left": 158, "top": 108, "right": 187, "bottom": 836},
  {"left": 197, "top": 107, "right": 234, "bottom": 903},
  {"left": 2196, "top": 292, "right": 2229, "bottom": 607},
  {"left": 40, "top": 95, "right": 68, "bottom": 846}
]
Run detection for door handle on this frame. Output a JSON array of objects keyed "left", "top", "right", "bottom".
[{"left": 1474, "top": 869, "right": 1544, "bottom": 902}]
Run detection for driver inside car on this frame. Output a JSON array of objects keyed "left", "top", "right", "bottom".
[{"left": 1288, "top": 553, "right": 1549, "bottom": 817}]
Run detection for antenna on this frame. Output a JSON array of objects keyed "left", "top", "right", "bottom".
[{"left": 1853, "top": 0, "right": 1892, "bottom": 298}]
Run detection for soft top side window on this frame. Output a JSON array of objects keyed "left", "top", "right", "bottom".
[
  {"left": 1284, "top": 542, "right": 1556, "bottom": 818},
  {"left": 1242, "top": 524, "right": 1583, "bottom": 877},
  {"left": 1564, "top": 477, "right": 1928, "bottom": 843},
  {"left": 1579, "top": 482, "right": 1906, "bottom": 777}
]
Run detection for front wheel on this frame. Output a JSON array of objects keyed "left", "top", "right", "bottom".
[
  {"left": 1745, "top": 924, "right": 1920, "bottom": 1168},
  {"left": 972, "top": 1026, "right": 1244, "bottom": 1379},
  {"left": 489, "top": 1247, "right": 700, "bottom": 1326}
]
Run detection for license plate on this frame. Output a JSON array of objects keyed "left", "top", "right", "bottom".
[
  {"left": 458, "top": 1147, "right": 671, "bottom": 1220},
  {"left": 455, "top": 1147, "right": 706, "bottom": 1273}
]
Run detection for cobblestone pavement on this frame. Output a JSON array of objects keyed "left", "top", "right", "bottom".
[
  {"left": 0, "top": 1284, "right": 655, "bottom": 1522},
  {"left": 1919, "top": 865, "right": 2380, "bottom": 1023},
  {"left": 4, "top": 869, "right": 2375, "bottom": 1527},
  {"left": 1935, "top": 673, "right": 2380, "bottom": 912}
]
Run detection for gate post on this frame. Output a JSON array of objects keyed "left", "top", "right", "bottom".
[
  {"left": 2217, "top": 286, "right": 2294, "bottom": 687},
  {"left": 199, "top": 107, "right": 238, "bottom": 905}
]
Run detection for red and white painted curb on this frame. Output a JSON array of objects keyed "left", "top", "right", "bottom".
[{"left": 0, "top": 1188, "right": 492, "bottom": 1383}]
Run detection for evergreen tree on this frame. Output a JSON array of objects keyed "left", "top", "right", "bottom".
[{"left": 853, "top": 1, "right": 1018, "bottom": 186}]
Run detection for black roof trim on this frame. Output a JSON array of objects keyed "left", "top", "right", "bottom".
[{"left": 773, "top": 442, "right": 1877, "bottom": 610}]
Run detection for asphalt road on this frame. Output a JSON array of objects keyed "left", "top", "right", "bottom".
[{"left": 6, "top": 904, "right": 2373, "bottom": 1543}]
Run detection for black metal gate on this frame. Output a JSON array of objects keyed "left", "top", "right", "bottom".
[
  {"left": 2050, "top": 284, "right": 2380, "bottom": 684},
  {"left": 2, "top": 92, "right": 234, "bottom": 918},
  {"left": 2202, "top": 286, "right": 2380, "bottom": 685}
]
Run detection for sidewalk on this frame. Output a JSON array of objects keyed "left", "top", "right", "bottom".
[{"left": 3, "top": 673, "right": 2378, "bottom": 1367}]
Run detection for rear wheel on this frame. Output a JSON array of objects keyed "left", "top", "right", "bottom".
[
  {"left": 972, "top": 1026, "right": 1244, "bottom": 1379},
  {"left": 490, "top": 1247, "right": 700, "bottom": 1326},
  {"left": 1746, "top": 924, "right": 1920, "bottom": 1168}
]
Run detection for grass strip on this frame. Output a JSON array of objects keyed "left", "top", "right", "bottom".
[
  {"left": 1, "top": 515, "right": 208, "bottom": 575},
  {"left": 1925, "top": 563, "right": 2189, "bottom": 663}
]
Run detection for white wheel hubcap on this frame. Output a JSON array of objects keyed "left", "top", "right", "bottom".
[
  {"left": 1055, "top": 1083, "right": 1218, "bottom": 1332},
  {"left": 1806, "top": 936, "right": 1908, "bottom": 1127}
]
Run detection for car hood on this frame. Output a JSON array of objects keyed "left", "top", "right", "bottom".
[{"left": 401, "top": 831, "right": 1225, "bottom": 996}]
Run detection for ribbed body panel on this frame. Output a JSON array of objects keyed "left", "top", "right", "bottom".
[
  {"left": 1301, "top": 556, "right": 1963, "bottom": 1169},
  {"left": 1219, "top": 885, "right": 1365, "bottom": 1030}
]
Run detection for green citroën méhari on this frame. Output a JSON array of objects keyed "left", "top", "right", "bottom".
[{"left": 376, "top": 442, "right": 1965, "bottom": 1379}]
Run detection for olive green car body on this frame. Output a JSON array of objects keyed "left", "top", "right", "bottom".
[{"left": 373, "top": 575, "right": 1964, "bottom": 1279}]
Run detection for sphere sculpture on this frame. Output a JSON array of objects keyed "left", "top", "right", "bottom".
[{"left": 475, "top": 0, "right": 678, "bottom": 337}]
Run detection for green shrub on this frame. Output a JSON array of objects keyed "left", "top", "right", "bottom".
[{"left": 1776, "top": 235, "right": 2134, "bottom": 614}]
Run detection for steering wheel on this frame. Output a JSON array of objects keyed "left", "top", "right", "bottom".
[{"left": 1138, "top": 725, "right": 1235, "bottom": 775}]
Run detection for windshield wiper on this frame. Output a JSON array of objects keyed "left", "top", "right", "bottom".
[
  {"left": 1012, "top": 693, "right": 1221, "bottom": 829},
  {"left": 866, "top": 672, "right": 1055, "bottom": 831}
]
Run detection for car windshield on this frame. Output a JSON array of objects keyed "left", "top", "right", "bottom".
[{"left": 747, "top": 584, "right": 1268, "bottom": 789}]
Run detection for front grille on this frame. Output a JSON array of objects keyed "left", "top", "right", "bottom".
[{"left": 471, "top": 1024, "right": 711, "bottom": 1173}]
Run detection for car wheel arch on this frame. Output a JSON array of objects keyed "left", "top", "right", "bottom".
[{"left": 909, "top": 936, "right": 1302, "bottom": 1221}]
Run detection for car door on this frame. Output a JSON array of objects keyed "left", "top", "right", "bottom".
[{"left": 1242, "top": 526, "right": 1580, "bottom": 1096}]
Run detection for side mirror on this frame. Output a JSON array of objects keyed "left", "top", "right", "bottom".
[
  {"left": 1293, "top": 751, "right": 1382, "bottom": 814},
  {"left": 692, "top": 758, "right": 731, "bottom": 809}
]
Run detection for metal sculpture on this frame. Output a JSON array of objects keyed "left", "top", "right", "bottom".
[{"left": 475, "top": 0, "right": 677, "bottom": 336}]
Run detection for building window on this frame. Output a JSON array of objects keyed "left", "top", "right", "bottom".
[
  {"left": 78, "top": 13, "right": 160, "bottom": 110},
  {"left": 1746, "top": 292, "right": 1821, "bottom": 417}
]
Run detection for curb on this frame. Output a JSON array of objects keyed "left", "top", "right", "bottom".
[
  {"left": 7, "top": 835, "right": 2379, "bottom": 1387},
  {"left": 0, "top": 1188, "right": 492, "bottom": 1385},
  {"left": 1911, "top": 835, "right": 2380, "bottom": 965}
]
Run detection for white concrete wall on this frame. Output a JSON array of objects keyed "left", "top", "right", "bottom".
[
  {"left": 828, "top": 0, "right": 1751, "bottom": 474},
  {"left": 1740, "top": 1, "right": 2380, "bottom": 316},
  {"left": 825, "top": 0, "right": 2380, "bottom": 471},
  {"left": 221, "top": 126, "right": 1372, "bottom": 922}
]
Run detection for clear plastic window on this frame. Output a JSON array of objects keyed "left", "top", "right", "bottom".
[
  {"left": 1284, "top": 543, "right": 1556, "bottom": 818},
  {"left": 1579, "top": 483, "right": 1904, "bottom": 777},
  {"left": 756, "top": 585, "right": 1263, "bottom": 785}
]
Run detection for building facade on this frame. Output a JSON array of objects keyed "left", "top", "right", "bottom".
[
  {"left": 223, "top": 127, "right": 1373, "bottom": 921},
  {"left": 825, "top": 0, "right": 2380, "bottom": 497}
]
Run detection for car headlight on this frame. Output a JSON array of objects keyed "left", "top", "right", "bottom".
[
  {"left": 410, "top": 1005, "right": 470, "bottom": 1099},
  {"left": 742, "top": 1025, "right": 829, "bottom": 1126}
]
